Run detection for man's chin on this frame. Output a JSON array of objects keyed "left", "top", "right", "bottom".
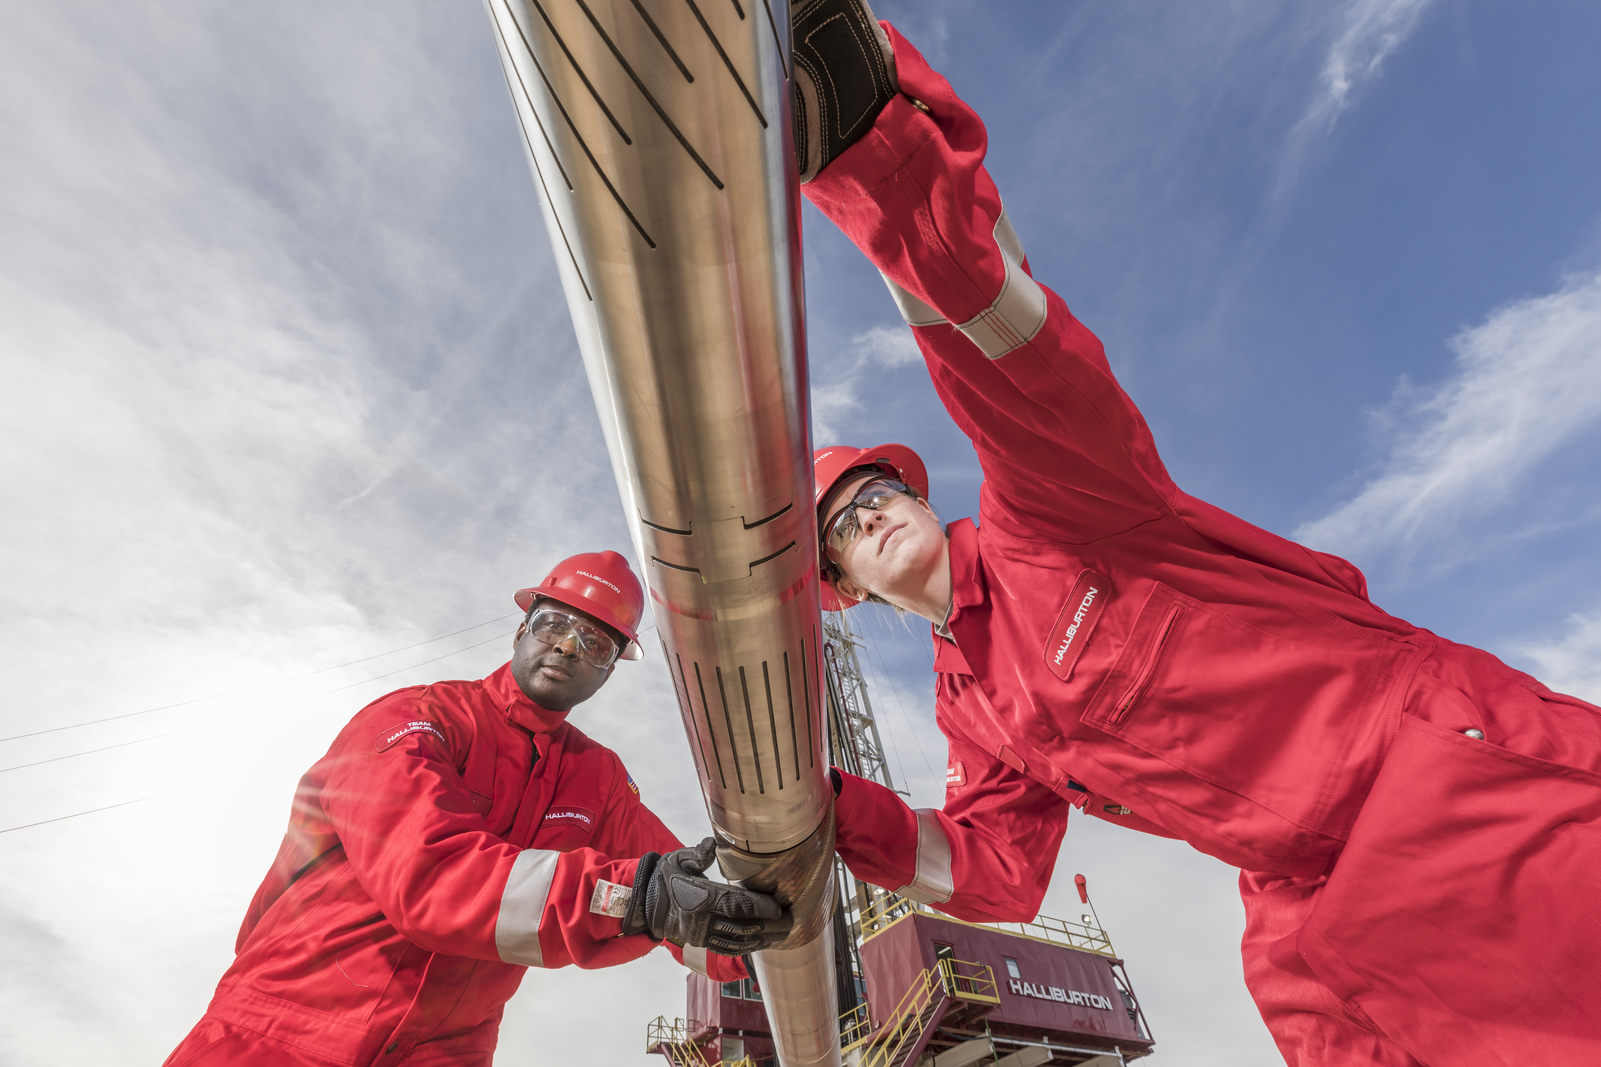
[{"left": 527, "top": 680, "right": 573, "bottom": 707}]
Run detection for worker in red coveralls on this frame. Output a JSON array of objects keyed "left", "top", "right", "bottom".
[
  {"left": 788, "top": 3, "right": 1601, "bottom": 1065},
  {"left": 164, "top": 551, "right": 790, "bottom": 1067}
]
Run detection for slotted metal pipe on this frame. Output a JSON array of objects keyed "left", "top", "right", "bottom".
[{"left": 481, "top": 1, "right": 839, "bottom": 1063}]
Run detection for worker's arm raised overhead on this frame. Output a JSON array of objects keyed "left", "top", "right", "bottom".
[{"left": 801, "top": 26, "right": 1177, "bottom": 545}]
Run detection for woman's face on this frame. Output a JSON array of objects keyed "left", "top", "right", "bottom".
[{"left": 822, "top": 473, "right": 947, "bottom": 608}]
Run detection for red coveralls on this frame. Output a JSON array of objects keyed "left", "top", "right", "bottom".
[
  {"left": 812, "top": 26, "right": 1601, "bottom": 1067},
  {"left": 165, "top": 663, "right": 743, "bottom": 1067}
]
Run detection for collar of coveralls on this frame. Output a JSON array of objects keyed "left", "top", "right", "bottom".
[
  {"left": 941, "top": 519, "right": 983, "bottom": 633},
  {"left": 483, "top": 661, "right": 573, "bottom": 736}
]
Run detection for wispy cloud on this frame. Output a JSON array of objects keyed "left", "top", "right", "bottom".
[
  {"left": 1296, "top": 272, "right": 1601, "bottom": 555},
  {"left": 1517, "top": 610, "right": 1601, "bottom": 703},
  {"left": 1277, "top": 0, "right": 1434, "bottom": 195},
  {"left": 1310, "top": 0, "right": 1433, "bottom": 129},
  {"left": 811, "top": 323, "right": 924, "bottom": 443}
]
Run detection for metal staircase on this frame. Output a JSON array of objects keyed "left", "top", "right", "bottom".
[{"left": 840, "top": 959, "right": 1001, "bottom": 1067}]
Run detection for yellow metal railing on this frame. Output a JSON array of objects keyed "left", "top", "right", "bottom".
[
  {"left": 644, "top": 1016, "right": 711, "bottom": 1067},
  {"left": 839, "top": 1001, "right": 873, "bottom": 1051},
  {"left": 644, "top": 1017, "right": 759, "bottom": 1067},
  {"left": 841, "top": 959, "right": 998, "bottom": 1067},
  {"left": 939, "top": 956, "right": 1000, "bottom": 1005},
  {"left": 855, "top": 886, "right": 1116, "bottom": 956}
]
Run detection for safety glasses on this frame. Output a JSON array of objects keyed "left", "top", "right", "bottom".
[
  {"left": 525, "top": 607, "right": 621, "bottom": 668},
  {"left": 820, "top": 477, "right": 911, "bottom": 563}
]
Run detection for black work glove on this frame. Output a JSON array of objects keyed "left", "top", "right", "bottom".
[{"left": 622, "top": 838, "right": 792, "bottom": 955}]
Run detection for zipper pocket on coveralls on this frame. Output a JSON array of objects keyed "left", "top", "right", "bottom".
[{"left": 1107, "top": 603, "right": 1183, "bottom": 726}]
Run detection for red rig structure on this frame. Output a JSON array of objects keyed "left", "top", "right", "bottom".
[{"left": 646, "top": 613, "right": 1156, "bottom": 1067}]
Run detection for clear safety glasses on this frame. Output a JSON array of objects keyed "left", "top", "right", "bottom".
[
  {"left": 526, "top": 607, "right": 621, "bottom": 668},
  {"left": 820, "top": 477, "right": 911, "bottom": 564}
]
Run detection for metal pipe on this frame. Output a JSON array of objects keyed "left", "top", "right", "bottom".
[{"left": 482, "top": 1, "right": 839, "bottom": 1063}]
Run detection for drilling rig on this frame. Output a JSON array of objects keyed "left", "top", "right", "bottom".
[{"left": 645, "top": 611, "right": 1158, "bottom": 1067}]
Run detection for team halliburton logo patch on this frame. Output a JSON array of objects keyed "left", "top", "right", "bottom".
[
  {"left": 1044, "top": 570, "right": 1111, "bottom": 681},
  {"left": 542, "top": 805, "right": 598, "bottom": 833},
  {"left": 374, "top": 721, "right": 447, "bottom": 752},
  {"left": 946, "top": 761, "right": 967, "bottom": 789}
]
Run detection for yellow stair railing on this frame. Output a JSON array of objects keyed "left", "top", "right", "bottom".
[
  {"left": 644, "top": 1016, "right": 712, "bottom": 1067},
  {"left": 841, "top": 959, "right": 999, "bottom": 1067},
  {"left": 855, "top": 885, "right": 1116, "bottom": 957},
  {"left": 644, "top": 1017, "right": 761, "bottom": 1067}
]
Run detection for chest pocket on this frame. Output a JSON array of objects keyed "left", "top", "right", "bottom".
[{"left": 1082, "top": 585, "right": 1184, "bottom": 729}]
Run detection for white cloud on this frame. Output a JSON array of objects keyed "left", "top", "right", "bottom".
[
  {"left": 1277, "top": 0, "right": 1434, "bottom": 196},
  {"left": 1296, "top": 272, "right": 1601, "bottom": 555},
  {"left": 0, "top": 5, "right": 706, "bottom": 1064},
  {"left": 811, "top": 324, "right": 923, "bottom": 443},
  {"left": 1517, "top": 611, "right": 1601, "bottom": 704},
  {"left": 1310, "top": 0, "right": 1434, "bottom": 129}
]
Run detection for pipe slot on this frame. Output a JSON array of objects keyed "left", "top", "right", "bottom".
[
  {"left": 674, "top": 652, "right": 714, "bottom": 784},
  {"left": 758, "top": 0, "right": 788, "bottom": 79},
  {"left": 738, "top": 665, "right": 766, "bottom": 794},
  {"left": 528, "top": 0, "right": 634, "bottom": 144},
  {"left": 572, "top": 0, "right": 726, "bottom": 189},
  {"left": 748, "top": 541, "right": 796, "bottom": 570},
  {"left": 784, "top": 650, "right": 799, "bottom": 780},
  {"left": 742, "top": 501, "right": 793, "bottom": 529},
  {"left": 714, "top": 666, "right": 747, "bottom": 794},
  {"left": 640, "top": 516, "right": 692, "bottom": 535},
  {"left": 803, "top": 632, "right": 816, "bottom": 767},
  {"left": 498, "top": 0, "right": 657, "bottom": 247},
  {"left": 692, "top": 661, "right": 728, "bottom": 790},
  {"left": 627, "top": 0, "right": 695, "bottom": 82},
  {"left": 762, "top": 661, "right": 783, "bottom": 790},
  {"left": 681, "top": 0, "right": 767, "bottom": 127}
]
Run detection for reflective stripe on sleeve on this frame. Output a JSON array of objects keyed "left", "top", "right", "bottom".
[
  {"left": 495, "top": 848, "right": 561, "bottom": 967},
  {"left": 895, "top": 809, "right": 954, "bottom": 905},
  {"left": 880, "top": 271, "right": 945, "bottom": 326},
  {"left": 682, "top": 944, "right": 710, "bottom": 976},
  {"left": 879, "top": 208, "right": 1048, "bottom": 359}
]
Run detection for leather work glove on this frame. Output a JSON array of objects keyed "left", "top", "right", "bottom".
[{"left": 623, "top": 839, "right": 792, "bottom": 955}]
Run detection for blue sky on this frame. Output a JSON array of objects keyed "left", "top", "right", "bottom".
[{"left": 2, "top": 2, "right": 1598, "bottom": 1065}]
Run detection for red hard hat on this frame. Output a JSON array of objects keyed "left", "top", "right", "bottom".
[
  {"left": 514, "top": 551, "right": 646, "bottom": 661},
  {"left": 812, "top": 444, "right": 929, "bottom": 611}
]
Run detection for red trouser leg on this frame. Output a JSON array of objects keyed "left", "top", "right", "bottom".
[
  {"left": 1240, "top": 872, "right": 1422, "bottom": 1067},
  {"left": 1294, "top": 714, "right": 1601, "bottom": 1067}
]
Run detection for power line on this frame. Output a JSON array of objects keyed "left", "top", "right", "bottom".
[
  {"left": 0, "top": 795, "right": 159, "bottom": 835},
  {"left": 0, "top": 733, "right": 175, "bottom": 775},
  {"left": 0, "top": 630, "right": 516, "bottom": 776},
  {"left": 299, "top": 631, "right": 515, "bottom": 700},
  {"left": 0, "top": 613, "right": 521, "bottom": 743}
]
